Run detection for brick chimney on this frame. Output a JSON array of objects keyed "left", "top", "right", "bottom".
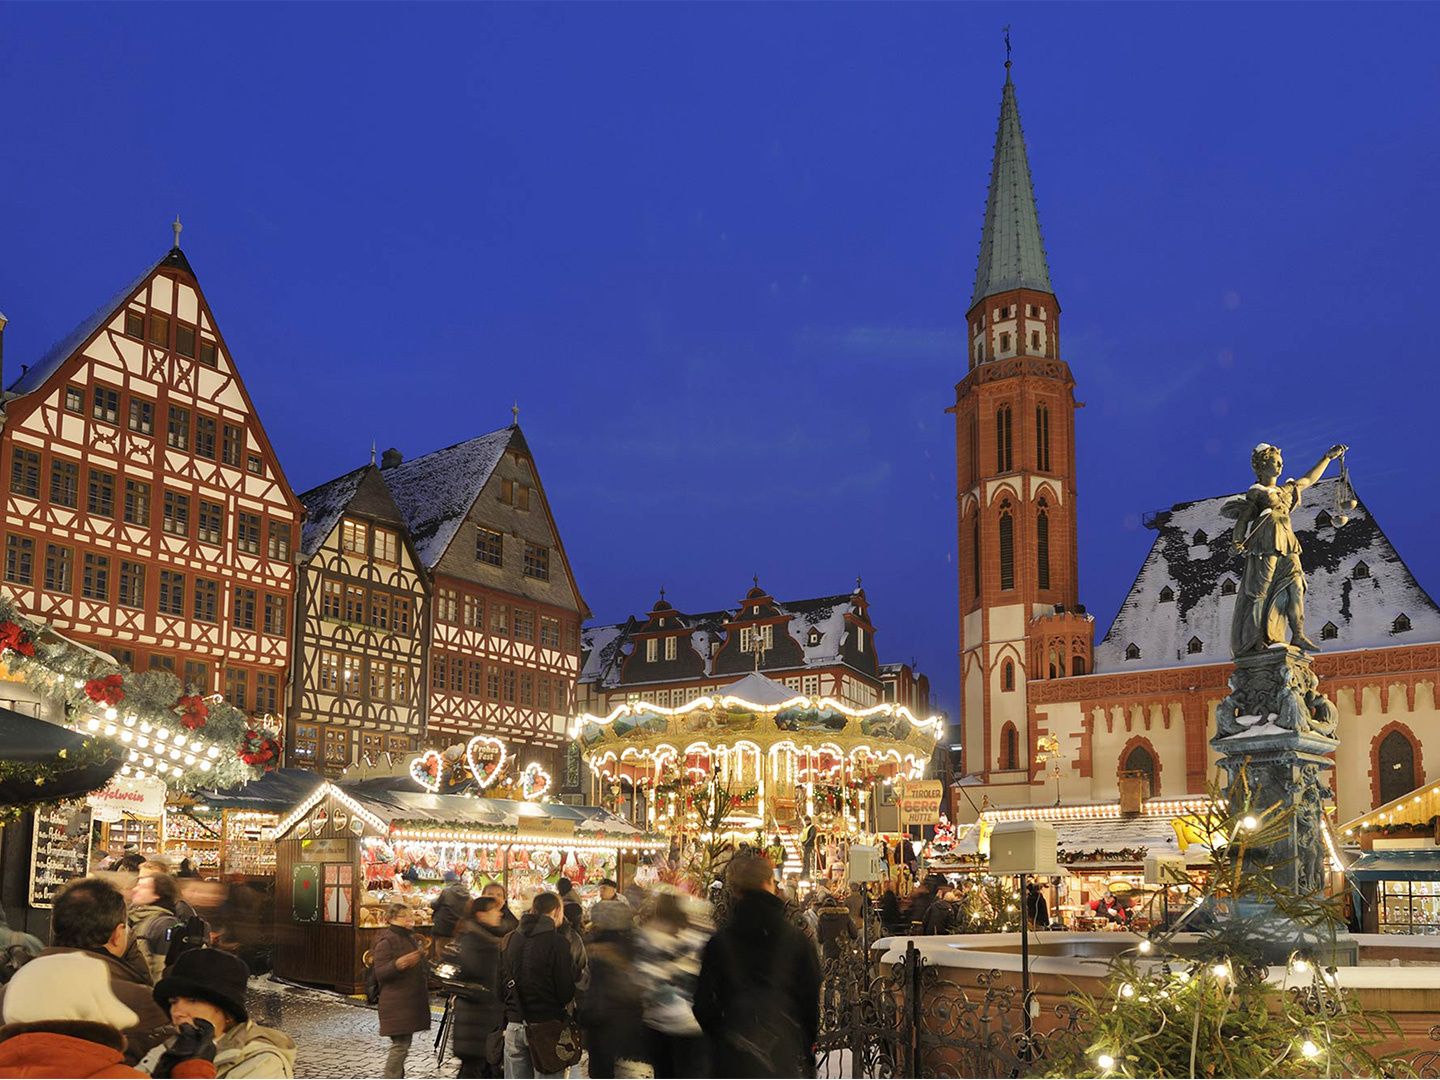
[{"left": 380, "top": 447, "right": 403, "bottom": 470}]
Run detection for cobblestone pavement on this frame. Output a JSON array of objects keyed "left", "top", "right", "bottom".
[{"left": 246, "top": 976, "right": 457, "bottom": 1079}]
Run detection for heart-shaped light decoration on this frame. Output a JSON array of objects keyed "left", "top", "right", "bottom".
[
  {"left": 410, "top": 750, "right": 446, "bottom": 793},
  {"left": 520, "top": 761, "right": 553, "bottom": 801},
  {"left": 465, "top": 735, "right": 509, "bottom": 789}
]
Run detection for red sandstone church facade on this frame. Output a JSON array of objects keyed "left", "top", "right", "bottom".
[{"left": 952, "top": 66, "right": 1440, "bottom": 826}]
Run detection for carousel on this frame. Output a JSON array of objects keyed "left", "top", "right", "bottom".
[{"left": 571, "top": 672, "right": 944, "bottom": 845}]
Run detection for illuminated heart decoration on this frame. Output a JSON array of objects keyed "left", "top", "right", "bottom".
[
  {"left": 520, "top": 761, "right": 552, "bottom": 801},
  {"left": 465, "top": 735, "right": 509, "bottom": 789},
  {"left": 410, "top": 750, "right": 445, "bottom": 793}
]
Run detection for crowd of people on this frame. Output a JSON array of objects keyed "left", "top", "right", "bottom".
[
  {"left": 367, "top": 853, "right": 826, "bottom": 1080},
  {"left": 0, "top": 871, "right": 294, "bottom": 1079}
]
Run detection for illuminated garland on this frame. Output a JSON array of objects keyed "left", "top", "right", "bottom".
[{"left": 0, "top": 593, "right": 264, "bottom": 791}]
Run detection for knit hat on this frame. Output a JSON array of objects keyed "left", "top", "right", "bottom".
[
  {"left": 1, "top": 951, "right": 140, "bottom": 1030},
  {"left": 152, "top": 947, "right": 250, "bottom": 1023}
]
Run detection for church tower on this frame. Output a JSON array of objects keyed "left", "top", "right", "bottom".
[{"left": 950, "top": 60, "right": 1093, "bottom": 783}]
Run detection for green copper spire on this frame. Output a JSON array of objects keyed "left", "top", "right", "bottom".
[{"left": 970, "top": 64, "right": 1053, "bottom": 309}]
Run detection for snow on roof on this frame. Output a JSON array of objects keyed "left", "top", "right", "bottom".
[
  {"left": 1096, "top": 478, "right": 1440, "bottom": 672},
  {"left": 6, "top": 249, "right": 182, "bottom": 397},
  {"left": 297, "top": 465, "right": 369, "bottom": 561},
  {"left": 579, "top": 592, "right": 867, "bottom": 689},
  {"left": 381, "top": 428, "right": 514, "bottom": 568}
]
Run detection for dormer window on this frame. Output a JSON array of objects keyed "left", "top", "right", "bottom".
[
  {"left": 856, "top": 626, "right": 866, "bottom": 652},
  {"left": 1187, "top": 637, "right": 1204, "bottom": 655},
  {"left": 1353, "top": 562, "right": 1370, "bottom": 580},
  {"left": 664, "top": 636, "right": 678, "bottom": 661},
  {"left": 1125, "top": 643, "right": 1142, "bottom": 661},
  {"left": 645, "top": 638, "right": 658, "bottom": 662},
  {"left": 1220, "top": 578, "right": 1237, "bottom": 596},
  {"left": 1321, "top": 621, "right": 1338, "bottom": 640},
  {"left": 806, "top": 627, "right": 822, "bottom": 648},
  {"left": 1158, "top": 586, "right": 1174, "bottom": 603},
  {"left": 1192, "top": 530, "right": 1208, "bottom": 545},
  {"left": 739, "top": 625, "right": 773, "bottom": 654},
  {"left": 1393, "top": 614, "right": 1412, "bottom": 634},
  {"left": 1315, "top": 510, "right": 1332, "bottom": 528}
]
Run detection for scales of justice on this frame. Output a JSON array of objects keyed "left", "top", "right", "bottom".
[{"left": 1210, "top": 440, "right": 1358, "bottom": 962}]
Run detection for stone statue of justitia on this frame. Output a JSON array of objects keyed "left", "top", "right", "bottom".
[{"left": 1226, "top": 442, "right": 1347, "bottom": 657}]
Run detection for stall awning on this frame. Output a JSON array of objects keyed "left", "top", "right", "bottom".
[
  {"left": 0, "top": 705, "right": 122, "bottom": 807},
  {"left": 1345, "top": 849, "right": 1440, "bottom": 882},
  {"left": 197, "top": 767, "right": 325, "bottom": 810}
]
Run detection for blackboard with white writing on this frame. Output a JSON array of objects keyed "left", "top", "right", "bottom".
[{"left": 29, "top": 802, "right": 93, "bottom": 909}]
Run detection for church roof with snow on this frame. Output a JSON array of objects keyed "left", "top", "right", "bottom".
[
  {"left": 1095, "top": 478, "right": 1440, "bottom": 671},
  {"left": 580, "top": 591, "right": 872, "bottom": 690},
  {"left": 381, "top": 427, "right": 514, "bottom": 569}
]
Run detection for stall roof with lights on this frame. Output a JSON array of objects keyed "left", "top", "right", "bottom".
[
  {"left": 1338, "top": 780, "right": 1440, "bottom": 838},
  {"left": 197, "top": 767, "right": 326, "bottom": 810}
]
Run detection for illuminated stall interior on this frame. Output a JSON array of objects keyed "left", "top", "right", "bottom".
[{"left": 1340, "top": 780, "right": 1440, "bottom": 934}]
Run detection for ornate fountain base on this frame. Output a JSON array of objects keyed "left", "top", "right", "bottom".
[{"left": 1211, "top": 645, "right": 1357, "bottom": 966}]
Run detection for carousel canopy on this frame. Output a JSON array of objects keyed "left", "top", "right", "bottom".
[{"left": 572, "top": 672, "right": 941, "bottom": 780}]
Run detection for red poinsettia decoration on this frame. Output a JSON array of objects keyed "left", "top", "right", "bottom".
[
  {"left": 239, "top": 728, "right": 281, "bottom": 770},
  {"left": 176, "top": 694, "right": 209, "bottom": 731},
  {"left": 84, "top": 674, "right": 126, "bottom": 707},
  {"left": 0, "top": 620, "right": 36, "bottom": 659}
]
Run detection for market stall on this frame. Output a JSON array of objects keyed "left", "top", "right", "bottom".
[
  {"left": 271, "top": 781, "right": 664, "bottom": 993},
  {"left": 1338, "top": 780, "right": 1440, "bottom": 933},
  {"left": 571, "top": 672, "right": 943, "bottom": 884}
]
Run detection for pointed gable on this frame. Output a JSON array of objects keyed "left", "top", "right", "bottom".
[
  {"left": 298, "top": 466, "right": 370, "bottom": 562},
  {"left": 971, "top": 68, "right": 1054, "bottom": 307},
  {"left": 381, "top": 428, "right": 513, "bottom": 569},
  {"left": 1096, "top": 478, "right": 1440, "bottom": 670}
]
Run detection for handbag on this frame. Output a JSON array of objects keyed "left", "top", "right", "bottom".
[
  {"left": 525, "top": 1015, "right": 583, "bottom": 1073},
  {"left": 485, "top": 1028, "right": 506, "bottom": 1068}
]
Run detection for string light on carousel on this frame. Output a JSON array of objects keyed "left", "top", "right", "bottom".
[{"left": 570, "top": 674, "right": 944, "bottom": 849}]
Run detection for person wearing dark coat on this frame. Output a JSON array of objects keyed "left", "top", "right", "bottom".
[
  {"left": 815, "top": 890, "right": 856, "bottom": 961},
  {"left": 451, "top": 898, "right": 506, "bottom": 1079},
  {"left": 577, "top": 901, "right": 642, "bottom": 1078},
  {"left": 907, "top": 883, "right": 933, "bottom": 934},
  {"left": 922, "top": 889, "right": 955, "bottom": 935},
  {"left": 370, "top": 904, "right": 430, "bottom": 1079},
  {"left": 481, "top": 883, "right": 520, "bottom": 936},
  {"left": 1026, "top": 883, "right": 1050, "bottom": 929},
  {"left": 878, "top": 885, "right": 903, "bottom": 936},
  {"left": 501, "top": 894, "right": 576, "bottom": 1079},
  {"left": 429, "top": 873, "right": 472, "bottom": 958},
  {"left": 694, "top": 854, "right": 821, "bottom": 1078},
  {"left": 555, "top": 878, "right": 583, "bottom": 935}
]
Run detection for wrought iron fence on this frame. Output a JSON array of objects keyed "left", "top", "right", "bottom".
[
  {"left": 1412, "top": 1025, "right": 1440, "bottom": 1079},
  {"left": 815, "top": 936, "right": 1086, "bottom": 1079}
]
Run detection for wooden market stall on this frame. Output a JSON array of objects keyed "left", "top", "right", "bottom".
[
  {"left": 271, "top": 781, "right": 664, "bottom": 993},
  {"left": 1338, "top": 779, "right": 1440, "bottom": 934}
]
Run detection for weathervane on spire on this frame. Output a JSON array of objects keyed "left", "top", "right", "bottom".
[
  {"left": 172, "top": 215, "right": 183, "bottom": 249},
  {"left": 1003, "top": 25, "right": 1013, "bottom": 70}
]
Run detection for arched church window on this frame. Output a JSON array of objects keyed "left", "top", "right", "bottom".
[
  {"left": 996, "top": 406, "right": 1013, "bottom": 472},
  {"left": 999, "top": 505, "right": 1015, "bottom": 591},
  {"left": 1002, "top": 659, "right": 1015, "bottom": 692},
  {"left": 1071, "top": 654, "right": 1086, "bottom": 676},
  {"left": 1124, "top": 643, "right": 1141, "bottom": 661},
  {"left": 1187, "top": 637, "right": 1204, "bottom": 654},
  {"left": 1036, "top": 502, "right": 1051, "bottom": 591},
  {"left": 1159, "top": 586, "right": 1174, "bottom": 603},
  {"left": 1221, "top": 578, "right": 1237, "bottom": 596},
  {"left": 1393, "top": 614, "right": 1412, "bottom": 634},
  {"left": 1036, "top": 404, "right": 1051, "bottom": 471},
  {"left": 1000, "top": 723, "right": 1019, "bottom": 771},
  {"left": 1321, "top": 621, "right": 1338, "bottom": 640},
  {"left": 1353, "top": 561, "right": 1370, "bottom": 580},
  {"left": 1123, "top": 744, "right": 1157, "bottom": 797},
  {"left": 1378, "top": 730, "right": 1418, "bottom": 806}
]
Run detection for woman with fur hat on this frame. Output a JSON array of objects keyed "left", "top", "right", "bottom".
[{"left": 136, "top": 950, "right": 294, "bottom": 1079}]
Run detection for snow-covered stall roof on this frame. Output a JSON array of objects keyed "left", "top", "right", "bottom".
[
  {"left": 1095, "top": 478, "right": 1440, "bottom": 671},
  {"left": 941, "top": 817, "right": 1207, "bottom": 869},
  {"left": 381, "top": 428, "right": 514, "bottom": 568},
  {"left": 297, "top": 465, "right": 369, "bottom": 561}
]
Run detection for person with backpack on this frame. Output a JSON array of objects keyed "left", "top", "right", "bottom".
[
  {"left": 370, "top": 903, "right": 430, "bottom": 1079},
  {"left": 128, "top": 873, "right": 186, "bottom": 984},
  {"left": 694, "top": 853, "right": 821, "bottom": 1078},
  {"left": 501, "top": 893, "right": 577, "bottom": 1079}
]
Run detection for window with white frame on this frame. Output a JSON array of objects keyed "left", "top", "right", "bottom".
[
  {"left": 646, "top": 638, "right": 658, "bottom": 662},
  {"left": 664, "top": 636, "right": 677, "bottom": 661}
]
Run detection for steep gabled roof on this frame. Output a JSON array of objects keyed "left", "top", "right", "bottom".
[
  {"left": 970, "top": 68, "right": 1053, "bottom": 308},
  {"left": 5, "top": 247, "right": 193, "bottom": 398},
  {"left": 1096, "top": 478, "right": 1440, "bottom": 671},
  {"left": 297, "top": 465, "right": 370, "bottom": 561},
  {"left": 381, "top": 427, "right": 514, "bottom": 568}
]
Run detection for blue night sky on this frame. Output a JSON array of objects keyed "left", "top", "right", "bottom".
[{"left": 3, "top": 4, "right": 1438, "bottom": 723}]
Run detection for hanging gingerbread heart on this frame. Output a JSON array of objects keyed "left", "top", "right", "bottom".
[
  {"left": 410, "top": 750, "right": 446, "bottom": 793},
  {"left": 520, "top": 761, "right": 553, "bottom": 801},
  {"left": 465, "top": 735, "right": 509, "bottom": 789}
]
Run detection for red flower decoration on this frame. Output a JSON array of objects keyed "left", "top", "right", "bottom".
[
  {"left": 84, "top": 674, "right": 126, "bottom": 707},
  {"left": 176, "top": 694, "right": 209, "bottom": 731},
  {"left": 238, "top": 728, "right": 281, "bottom": 771},
  {"left": 0, "top": 620, "right": 36, "bottom": 659}
]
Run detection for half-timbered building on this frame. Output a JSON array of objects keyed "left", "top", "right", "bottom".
[
  {"left": 578, "top": 581, "right": 930, "bottom": 717},
  {"left": 380, "top": 426, "right": 586, "bottom": 778},
  {"left": 0, "top": 241, "right": 301, "bottom": 711},
  {"left": 291, "top": 463, "right": 429, "bottom": 773}
]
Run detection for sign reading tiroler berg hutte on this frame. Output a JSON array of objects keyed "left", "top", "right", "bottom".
[{"left": 895, "top": 779, "right": 944, "bottom": 826}]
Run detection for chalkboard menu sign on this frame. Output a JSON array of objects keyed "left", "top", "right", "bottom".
[{"left": 29, "top": 802, "right": 93, "bottom": 909}]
